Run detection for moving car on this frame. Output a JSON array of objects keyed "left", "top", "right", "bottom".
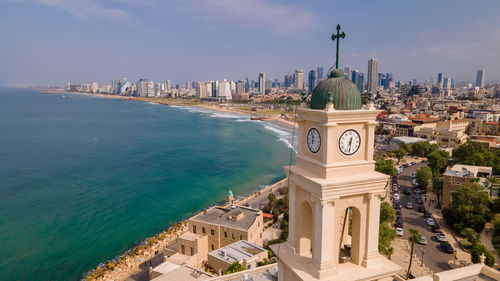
[
  {"left": 436, "top": 233, "right": 447, "bottom": 242},
  {"left": 396, "top": 227, "right": 404, "bottom": 236},
  {"left": 440, "top": 242, "right": 454, "bottom": 254},
  {"left": 426, "top": 217, "right": 435, "bottom": 226},
  {"left": 406, "top": 202, "right": 414, "bottom": 209},
  {"left": 417, "top": 235, "right": 428, "bottom": 245}
]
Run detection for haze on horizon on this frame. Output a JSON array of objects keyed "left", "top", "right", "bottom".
[{"left": 1, "top": 0, "right": 499, "bottom": 87}]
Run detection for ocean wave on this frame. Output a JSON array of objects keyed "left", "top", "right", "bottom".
[
  {"left": 209, "top": 112, "right": 245, "bottom": 119},
  {"left": 262, "top": 125, "right": 297, "bottom": 152},
  {"left": 263, "top": 125, "right": 292, "bottom": 136}
]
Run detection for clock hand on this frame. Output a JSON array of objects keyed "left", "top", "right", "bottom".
[{"left": 348, "top": 137, "right": 353, "bottom": 151}]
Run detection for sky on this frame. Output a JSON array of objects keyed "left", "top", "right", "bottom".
[{"left": 1, "top": 0, "right": 500, "bottom": 87}]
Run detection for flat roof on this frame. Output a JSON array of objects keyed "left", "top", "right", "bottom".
[
  {"left": 392, "top": 136, "right": 427, "bottom": 143},
  {"left": 208, "top": 240, "right": 266, "bottom": 265},
  {"left": 191, "top": 206, "right": 261, "bottom": 231},
  {"left": 445, "top": 164, "right": 493, "bottom": 178},
  {"left": 152, "top": 265, "right": 212, "bottom": 281}
]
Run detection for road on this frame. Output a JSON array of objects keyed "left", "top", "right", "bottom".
[{"left": 395, "top": 161, "right": 454, "bottom": 273}]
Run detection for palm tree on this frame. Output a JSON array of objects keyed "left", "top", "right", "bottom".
[
  {"left": 488, "top": 176, "right": 497, "bottom": 198},
  {"left": 407, "top": 228, "right": 422, "bottom": 280}
]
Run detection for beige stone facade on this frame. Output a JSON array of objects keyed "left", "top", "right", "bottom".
[
  {"left": 207, "top": 240, "right": 267, "bottom": 274},
  {"left": 442, "top": 164, "right": 493, "bottom": 208},
  {"left": 414, "top": 120, "right": 469, "bottom": 148},
  {"left": 271, "top": 102, "right": 401, "bottom": 281}
]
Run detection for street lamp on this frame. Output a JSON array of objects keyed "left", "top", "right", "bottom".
[{"left": 420, "top": 248, "right": 425, "bottom": 267}]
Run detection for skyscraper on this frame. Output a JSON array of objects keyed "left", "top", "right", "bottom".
[
  {"left": 443, "top": 77, "right": 452, "bottom": 89},
  {"left": 367, "top": 58, "right": 378, "bottom": 92},
  {"left": 357, "top": 73, "right": 364, "bottom": 93},
  {"left": 437, "top": 73, "right": 443, "bottom": 88},
  {"left": 308, "top": 70, "right": 316, "bottom": 93},
  {"left": 476, "top": 69, "right": 485, "bottom": 88},
  {"left": 343, "top": 65, "right": 351, "bottom": 80},
  {"left": 317, "top": 67, "right": 324, "bottom": 82},
  {"left": 258, "top": 72, "right": 266, "bottom": 93},
  {"left": 294, "top": 69, "right": 304, "bottom": 89}
]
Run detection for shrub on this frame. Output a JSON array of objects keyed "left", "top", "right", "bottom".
[{"left": 471, "top": 243, "right": 495, "bottom": 266}]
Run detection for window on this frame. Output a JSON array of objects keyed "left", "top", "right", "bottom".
[
  {"left": 193, "top": 225, "right": 197, "bottom": 234},
  {"left": 240, "top": 235, "right": 242, "bottom": 240},
  {"left": 224, "top": 231, "right": 227, "bottom": 238},
  {"left": 202, "top": 227, "right": 206, "bottom": 234},
  {"left": 260, "top": 233, "right": 262, "bottom": 238},
  {"left": 181, "top": 244, "right": 185, "bottom": 254},
  {"left": 190, "top": 247, "right": 194, "bottom": 256},
  {"left": 232, "top": 233, "right": 235, "bottom": 240},
  {"left": 211, "top": 244, "right": 214, "bottom": 251},
  {"left": 211, "top": 229, "right": 215, "bottom": 235}
]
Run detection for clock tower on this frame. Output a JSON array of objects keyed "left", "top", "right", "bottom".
[{"left": 270, "top": 26, "right": 400, "bottom": 281}]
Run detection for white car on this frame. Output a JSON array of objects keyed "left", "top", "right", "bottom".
[
  {"left": 436, "top": 233, "right": 447, "bottom": 242},
  {"left": 393, "top": 193, "right": 400, "bottom": 201},
  {"left": 425, "top": 217, "right": 435, "bottom": 226},
  {"left": 406, "top": 202, "right": 413, "bottom": 209},
  {"left": 417, "top": 235, "right": 428, "bottom": 245},
  {"left": 396, "top": 227, "right": 404, "bottom": 236}
]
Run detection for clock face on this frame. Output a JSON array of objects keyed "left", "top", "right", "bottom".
[
  {"left": 339, "top": 129, "right": 361, "bottom": 156},
  {"left": 307, "top": 128, "right": 321, "bottom": 153}
]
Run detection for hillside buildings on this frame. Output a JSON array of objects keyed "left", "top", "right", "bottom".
[{"left": 442, "top": 164, "right": 492, "bottom": 208}]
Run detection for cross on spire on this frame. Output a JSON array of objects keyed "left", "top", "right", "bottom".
[{"left": 331, "top": 24, "right": 346, "bottom": 70}]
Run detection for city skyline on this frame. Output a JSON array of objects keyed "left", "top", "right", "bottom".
[{"left": 1, "top": 0, "right": 500, "bottom": 86}]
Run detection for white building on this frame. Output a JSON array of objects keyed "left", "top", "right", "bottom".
[{"left": 217, "top": 79, "right": 232, "bottom": 100}]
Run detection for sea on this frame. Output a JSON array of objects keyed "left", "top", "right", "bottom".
[{"left": 0, "top": 88, "right": 297, "bottom": 281}]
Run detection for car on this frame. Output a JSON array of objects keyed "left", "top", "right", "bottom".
[
  {"left": 411, "top": 162, "right": 416, "bottom": 165},
  {"left": 406, "top": 202, "right": 414, "bottom": 209},
  {"left": 424, "top": 212, "right": 432, "bottom": 219},
  {"left": 432, "top": 225, "right": 442, "bottom": 233},
  {"left": 396, "top": 219, "right": 403, "bottom": 228},
  {"left": 416, "top": 198, "right": 423, "bottom": 204},
  {"left": 396, "top": 209, "right": 402, "bottom": 215},
  {"left": 426, "top": 217, "right": 435, "bottom": 226},
  {"left": 436, "top": 233, "right": 447, "bottom": 242},
  {"left": 421, "top": 160, "right": 427, "bottom": 163},
  {"left": 396, "top": 214, "right": 403, "bottom": 220},
  {"left": 242, "top": 202, "right": 250, "bottom": 207},
  {"left": 417, "top": 235, "right": 428, "bottom": 245},
  {"left": 395, "top": 203, "right": 402, "bottom": 209},
  {"left": 396, "top": 227, "right": 404, "bottom": 236},
  {"left": 414, "top": 193, "right": 421, "bottom": 199},
  {"left": 440, "top": 242, "right": 454, "bottom": 254},
  {"left": 403, "top": 188, "right": 411, "bottom": 195},
  {"left": 393, "top": 194, "right": 400, "bottom": 201},
  {"left": 414, "top": 189, "right": 423, "bottom": 194},
  {"left": 412, "top": 173, "right": 417, "bottom": 178}
]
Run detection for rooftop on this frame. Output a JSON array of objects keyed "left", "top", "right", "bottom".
[
  {"left": 445, "top": 164, "right": 493, "bottom": 178},
  {"left": 152, "top": 263, "right": 212, "bottom": 281},
  {"left": 191, "top": 206, "right": 261, "bottom": 231},
  {"left": 208, "top": 240, "right": 266, "bottom": 265}
]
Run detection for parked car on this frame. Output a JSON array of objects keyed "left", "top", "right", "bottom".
[
  {"left": 417, "top": 206, "right": 425, "bottom": 213},
  {"left": 414, "top": 189, "right": 423, "bottom": 194},
  {"left": 426, "top": 217, "right": 435, "bottom": 226},
  {"left": 396, "top": 227, "right": 404, "bottom": 236},
  {"left": 395, "top": 203, "right": 402, "bottom": 209},
  {"left": 414, "top": 193, "right": 421, "bottom": 199},
  {"left": 432, "top": 225, "right": 442, "bottom": 233},
  {"left": 393, "top": 193, "right": 400, "bottom": 201},
  {"left": 396, "top": 219, "right": 403, "bottom": 228},
  {"left": 396, "top": 209, "right": 402, "bottom": 215},
  {"left": 421, "top": 160, "right": 427, "bottom": 163},
  {"left": 436, "top": 233, "right": 447, "bottom": 242},
  {"left": 406, "top": 202, "right": 414, "bottom": 209},
  {"left": 417, "top": 235, "right": 428, "bottom": 245},
  {"left": 424, "top": 212, "right": 432, "bottom": 219},
  {"left": 440, "top": 242, "right": 454, "bottom": 254},
  {"left": 396, "top": 214, "right": 403, "bottom": 220},
  {"left": 416, "top": 198, "right": 423, "bottom": 204}
]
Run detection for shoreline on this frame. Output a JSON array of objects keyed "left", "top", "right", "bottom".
[
  {"left": 38, "top": 89, "right": 298, "bottom": 129},
  {"left": 33, "top": 90, "right": 291, "bottom": 281}
]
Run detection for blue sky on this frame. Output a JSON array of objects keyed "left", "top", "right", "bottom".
[{"left": 1, "top": 0, "right": 500, "bottom": 87}]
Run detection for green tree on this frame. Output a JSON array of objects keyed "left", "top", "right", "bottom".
[
  {"left": 400, "top": 142, "right": 412, "bottom": 156},
  {"left": 416, "top": 166, "right": 432, "bottom": 188},
  {"left": 427, "top": 150, "right": 450, "bottom": 175},
  {"left": 488, "top": 176, "right": 497, "bottom": 198},
  {"left": 411, "top": 141, "right": 435, "bottom": 157},
  {"left": 380, "top": 201, "right": 396, "bottom": 223},
  {"left": 407, "top": 228, "right": 421, "bottom": 280},
  {"left": 268, "top": 193, "right": 277, "bottom": 204},
  {"left": 432, "top": 176, "right": 443, "bottom": 206},
  {"left": 379, "top": 222, "right": 396, "bottom": 257},
  {"left": 460, "top": 227, "right": 478, "bottom": 244},
  {"left": 225, "top": 261, "right": 245, "bottom": 274},
  {"left": 393, "top": 148, "right": 406, "bottom": 164},
  {"left": 375, "top": 158, "right": 397, "bottom": 177},
  {"left": 442, "top": 183, "right": 492, "bottom": 233},
  {"left": 386, "top": 247, "right": 394, "bottom": 260},
  {"left": 470, "top": 243, "right": 495, "bottom": 267}
]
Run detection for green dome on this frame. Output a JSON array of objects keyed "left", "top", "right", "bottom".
[
  {"left": 310, "top": 69, "right": 362, "bottom": 110},
  {"left": 227, "top": 190, "right": 233, "bottom": 196}
]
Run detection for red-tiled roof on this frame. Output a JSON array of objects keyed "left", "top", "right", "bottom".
[
  {"left": 485, "top": 121, "right": 498, "bottom": 125},
  {"left": 262, "top": 213, "right": 274, "bottom": 219}
]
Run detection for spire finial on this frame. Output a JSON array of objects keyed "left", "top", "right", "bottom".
[{"left": 331, "top": 24, "right": 346, "bottom": 69}]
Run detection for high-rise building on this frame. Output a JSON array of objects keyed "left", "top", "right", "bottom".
[
  {"left": 137, "top": 79, "right": 155, "bottom": 97},
  {"left": 308, "top": 70, "right": 316, "bottom": 93},
  {"left": 367, "top": 58, "right": 378, "bottom": 92},
  {"left": 295, "top": 69, "right": 304, "bottom": 89},
  {"left": 443, "top": 77, "right": 452, "bottom": 89},
  {"left": 196, "top": 82, "right": 207, "bottom": 99},
  {"left": 91, "top": 82, "right": 99, "bottom": 93},
  {"left": 236, "top": 80, "right": 245, "bottom": 93},
  {"left": 258, "top": 72, "right": 266, "bottom": 93},
  {"left": 437, "top": 73, "right": 443, "bottom": 88},
  {"left": 343, "top": 65, "right": 351, "bottom": 80},
  {"left": 384, "top": 73, "right": 393, "bottom": 89},
  {"left": 317, "top": 67, "right": 324, "bottom": 82},
  {"left": 377, "top": 73, "right": 385, "bottom": 87},
  {"left": 166, "top": 80, "right": 171, "bottom": 90},
  {"left": 186, "top": 81, "right": 191, "bottom": 90},
  {"left": 212, "top": 81, "right": 218, "bottom": 97},
  {"left": 351, "top": 70, "right": 364, "bottom": 93},
  {"left": 217, "top": 79, "right": 231, "bottom": 100},
  {"left": 476, "top": 69, "right": 485, "bottom": 88}
]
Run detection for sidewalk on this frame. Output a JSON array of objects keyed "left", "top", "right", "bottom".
[
  {"left": 390, "top": 238, "right": 433, "bottom": 277},
  {"left": 481, "top": 222, "right": 500, "bottom": 267},
  {"left": 423, "top": 194, "right": 471, "bottom": 265}
]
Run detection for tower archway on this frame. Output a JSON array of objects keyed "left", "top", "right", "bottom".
[{"left": 298, "top": 200, "right": 313, "bottom": 257}]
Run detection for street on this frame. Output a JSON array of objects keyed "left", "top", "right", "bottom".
[{"left": 394, "top": 161, "right": 454, "bottom": 273}]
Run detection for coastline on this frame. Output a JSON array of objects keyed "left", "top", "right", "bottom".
[
  {"left": 37, "top": 89, "right": 298, "bottom": 129},
  {"left": 33, "top": 90, "right": 292, "bottom": 281}
]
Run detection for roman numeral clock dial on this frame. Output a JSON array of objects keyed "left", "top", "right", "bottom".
[
  {"left": 339, "top": 129, "right": 361, "bottom": 156},
  {"left": 307, "top": 128, "right": 321, "bottom": 153}
]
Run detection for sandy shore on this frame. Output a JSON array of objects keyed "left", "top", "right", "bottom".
[{"left": 38, "top": 89, "right": 298, "bottom": 129}]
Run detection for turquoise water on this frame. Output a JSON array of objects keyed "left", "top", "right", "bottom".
[{"left": 0, "top": 89, "right": 296, "bottom": 281}]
